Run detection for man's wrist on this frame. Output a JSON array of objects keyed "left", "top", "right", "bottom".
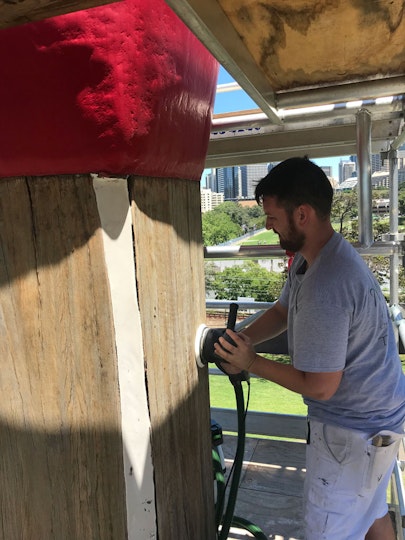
[{"left": 246, "top": 354, "right": 257, "bottom": 371}]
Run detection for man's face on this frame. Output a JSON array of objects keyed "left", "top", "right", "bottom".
[{"left": 262, "top": 196, "right": 305, "bottom": 253}]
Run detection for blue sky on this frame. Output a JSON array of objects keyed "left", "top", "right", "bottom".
[{"left": 202, "top": 66, "right": 349, "bottom": 183}]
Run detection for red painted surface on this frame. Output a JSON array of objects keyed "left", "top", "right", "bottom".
[{"left": 0, "top": 0, "right": 218, "bottom": 180}]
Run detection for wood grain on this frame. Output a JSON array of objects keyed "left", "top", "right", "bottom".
[
  {"left": 0, "top": 0, "right": 120, "bottom": 29},
  {"left": 0, "top": 175, "right": 126, "bottom": 539},
  {"left": 130, "top": 176, "right": 216, "bottom": 539}
]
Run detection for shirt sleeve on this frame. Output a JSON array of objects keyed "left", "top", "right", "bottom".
[
  {"left": 292, "top": 301, "right": 350, "bottom": 373},
  {"left": 278, "top": 272, "right": 290, "bottom": 308}
]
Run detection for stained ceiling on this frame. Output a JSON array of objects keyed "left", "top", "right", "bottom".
[
  {"left": 0, "top": 0, "right": 119, "bottom": 29},
  {"left": 166, "top": 0, "right": 405, "bottom": 166}
]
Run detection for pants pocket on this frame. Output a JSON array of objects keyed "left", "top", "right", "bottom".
[
  {"left": 365, "top": 431, "right": 401, "bottom": 491},
  {"left": 323, "top": 423, "right": 349, "bottom": 464},
  {"left": 322, "top": 423, "right": 368, "bottom": 493}
]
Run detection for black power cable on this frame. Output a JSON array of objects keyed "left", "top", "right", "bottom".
[
  {"left": 213, "top": 377, "right": 267, "bottom": 540},
  {"left": 202, "top": 303, "right": 267, "bottom": 538}
]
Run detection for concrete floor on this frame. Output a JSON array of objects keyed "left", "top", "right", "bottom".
[
  {"left": 221, "top": 434, "right": 306, "bottom": 540},
  {"left": 221, "top": 433, "right": 404, "bottom": 540}
]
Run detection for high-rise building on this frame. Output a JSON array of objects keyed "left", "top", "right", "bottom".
[
  {"left": 200, "top": 188, "right": 224, "bottom": 213},
  {"left": 339, "top": 160, "right": 356, "bottom": 183},
  {"left": 347, "top": 148, "right": 405, "bottom": 185},
  {"left": 205, "top": 171, "right": 217, "bottom": 192},
  {"left": 371, "top": 153, "right": 389, "bottom": 174},
  {"left": 216, "top": 166, "right": 239, "bottom": 200},
  {"left": 351, "top": 152, "right": 391, "bottom": 175},
  {"left": 371, "top": 171, "right": 389, "bottom": 189},
  {"left": 239, "top": 163, "right": 269, "bottom": 199}
]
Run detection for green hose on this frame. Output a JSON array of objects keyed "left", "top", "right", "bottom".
[
  {"left": 230, "top": 516, "right": 268, "bottom": 540},
  {"left": 213, "top": 378, "right": 267, "bottom": 540},
  {"left": 212, "top": 447, "right": 226, "bottom": 530},
  {"left": 218, "top": 380, "right": 245, "bottom": 540}
]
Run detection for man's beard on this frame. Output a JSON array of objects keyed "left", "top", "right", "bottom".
[{"left": 278, "top": 216, "right": 305, "bottom": 253}]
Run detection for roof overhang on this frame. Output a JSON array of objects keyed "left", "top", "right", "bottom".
[{"left": 166, "top": 0, "right": 405, "bottom": 166}]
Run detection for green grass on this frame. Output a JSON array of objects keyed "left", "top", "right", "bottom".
[
  {"left": 210, "top": 357, "right": 405, "bottom": 415},
  {"left": 239, "top": 229, "right": 279, "bottom": 245},
  {"left": 209, "top": 373, "right": 307, "bottom": 416}
]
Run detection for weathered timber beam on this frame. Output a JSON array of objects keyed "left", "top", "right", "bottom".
[
  {"left": 129, "top": 176, "right": 215, "bottom": 539},
  {"left": 0, "top": 175, "right": 126, "bottom": 539},
  {"left": 0, "top": 0, "right": 121, "bottom": 29}
]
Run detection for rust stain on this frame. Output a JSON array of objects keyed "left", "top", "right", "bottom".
[
  {"left": 255, "top": 1, "right": 338, "bottom": 73},
  {"left": 353, "top": 0, "right": 405, "bottom": 33},
  {"left": 220, "top": 0, "right": 405, "bottom": 91}
]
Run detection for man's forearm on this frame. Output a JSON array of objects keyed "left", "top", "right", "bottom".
[
  {"left": 250, "top": 354, "right": 342, "bottom": 401},
  {"left": 243, "top": 301, "right": 288, "bottom": 345}
]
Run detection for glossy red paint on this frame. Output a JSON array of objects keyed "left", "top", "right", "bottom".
[{"left": 0, "top": 0, "right": 218, "bottom": 180}]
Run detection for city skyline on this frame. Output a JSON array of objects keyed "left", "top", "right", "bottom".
[
  {"left": 204, "top": 66, "right": 350, "bottom": 184},
  {"left": 201, "top": 156, "right": 351, "bottom": 190}
]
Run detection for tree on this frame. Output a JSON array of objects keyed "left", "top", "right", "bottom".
[
  {"left": 366, "top": 256, "right": 389, "bottom": 285},
  {"left": 399, "top": 183, "right": 405, "bottom": 216},
  {"left": 202, "top": 211, "right": 242, "bottom": 246},
  {"left": 373, "top": 218, "right": 389, "bottom": 241},
  {"left": 210, "top": 261, "right": 286, "bottom": 301},
  {"left": 204, "top": 261, "right": 220, "bottom": 296},
  {"left": 372, "top": 187, "right": 389, "bottom": 199},
  {"left": 246, "top": 205, "right": 262, "bottom": 219},
  {"left": 331, "top": 190, "right": 358, "bottom": 234},
  {"left": 399, "top": 266, "right": 405, "bottom": 303},
  {"left": 213, "top": 201, "right": 244, "bottom": 226},
  {"left": 243, "top": 205, "right": 266, "bottom": 231}
]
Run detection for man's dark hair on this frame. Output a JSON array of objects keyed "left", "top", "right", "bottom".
[{"left": 255, "top": 157, "right": 333, "bottom": 219}]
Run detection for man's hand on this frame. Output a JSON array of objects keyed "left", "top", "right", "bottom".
[
  {"left": 214, "top": 329, "right": 257, "bottom": 373},
  {"left": 214, "top": 327, "right": 343, "bottom": 400}
]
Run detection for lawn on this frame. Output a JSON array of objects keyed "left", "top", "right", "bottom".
[
  {"left": 210, "top": 357, "right": 405, "bottom": 415},
  {"left": 239, "top": 229, "right": 279, "bottom": 245},
  {"left": 209, "top": 372, "right": 307, "bottom": 416}
]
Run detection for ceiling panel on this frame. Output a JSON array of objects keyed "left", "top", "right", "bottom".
[
  {"left": 166, "top": 0, "right": 405, "bottom": 165},
  {"left": 218, "top": 0, "right": 405, "bottom": 93},
  {"left": 0, "top": 0, "right": 120, "bottom": 29}
]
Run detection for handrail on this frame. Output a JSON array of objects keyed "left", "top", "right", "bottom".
[
  {"left": 211, "top": 406, "right": 307, "bottom": 441},
  {"left": 205, "top": 241, "right": 402, "bottom": 260}
]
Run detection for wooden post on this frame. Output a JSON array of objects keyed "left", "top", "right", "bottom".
[
  {"left": 0, "top": 175, "right": 127, "bottom": 539},
  {"left": 130, "top": 176, "right": 216, "bottom": 539},
  {"left": 0, "top": 2, "right": 218, "bottom": 536}
]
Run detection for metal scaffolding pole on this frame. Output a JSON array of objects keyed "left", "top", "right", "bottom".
[
  {"left": 356, "top": 109, "right": 373, "bottom": 247},
  {"left": 386, "top": 126, "right": 405, "bottom": 308},
  {"left": 389, "top": 149, "right": 400, "bottom": 305}
]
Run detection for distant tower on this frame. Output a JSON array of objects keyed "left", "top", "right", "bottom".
[
  {"left": 339, "top": 160, "right": 356, "bottom": 183},
  {"left": 205, "top": 170, "right": 218, "bottom": 192},
  {"left": 240, "top": 163, "right": 269, "bottom": 198},
  {"left": 371, "top": 153, "right": 389, "bottom": 174},
  {"left": 200, "top": 188, "right": 224, "bottom": 212},
  {"left": 350, "top": 155, "right": 357, "bottom": 168},
  {"left": 216, "top": 166, "right": 239, "bottom": 199}
]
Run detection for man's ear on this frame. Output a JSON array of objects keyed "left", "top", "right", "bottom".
[{"left": 296, "top": 204, "right": 311, "bottom": 225}]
